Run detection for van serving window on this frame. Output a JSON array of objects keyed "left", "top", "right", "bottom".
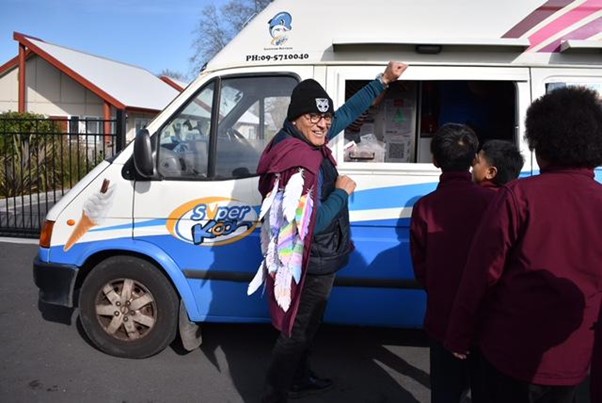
[{"left": 343, "top": 80, "right": 517, "bottom": 163}]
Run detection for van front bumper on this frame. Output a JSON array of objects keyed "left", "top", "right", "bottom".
[{"left": 33, "top": 257, "right": 79, "bottom": 307}]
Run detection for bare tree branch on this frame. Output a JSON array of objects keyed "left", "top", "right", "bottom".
[{"left": 189, "top": 0, "right": 272, "bottom": 77}]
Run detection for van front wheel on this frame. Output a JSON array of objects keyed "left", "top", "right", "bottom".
[{"left": 78, "top": 256, "right": 179, "bottom": 358}]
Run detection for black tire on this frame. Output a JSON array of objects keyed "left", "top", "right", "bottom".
[{"left": 78, "top": 256, "right": 179, "bottom": 358}]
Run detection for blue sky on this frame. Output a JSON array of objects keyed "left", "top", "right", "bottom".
[{"left": 0, "top": 0, "right": 222, "bottom": 79}]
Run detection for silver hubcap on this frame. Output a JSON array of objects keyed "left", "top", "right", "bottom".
[{"left": 94, "top": 278, "right": 156, "bottom": 341}]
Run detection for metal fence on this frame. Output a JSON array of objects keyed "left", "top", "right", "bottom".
[{"left": 0, "top": 112, "right": 126, "bottom": 238}]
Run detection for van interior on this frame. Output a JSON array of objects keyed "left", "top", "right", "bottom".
[{"left": 343, "top": 80, "right": 517, "bottom": 164}]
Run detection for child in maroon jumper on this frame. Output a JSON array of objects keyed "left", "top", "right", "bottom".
[
  {"left": 445, "top": 86, "right": 602, "bottom": 403},
  {"left": 592, "top": 303, "right": 601, "bottom": 403},
  {"left": 410, "top": 123, "right": 494, "bottom": 403},
  {"left": 471, "top": 139, "right": 524, "bottom": 189}
]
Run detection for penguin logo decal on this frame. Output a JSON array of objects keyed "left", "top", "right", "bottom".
[{"left": 268, "top": 11, "right": 292, "bottom": 46}]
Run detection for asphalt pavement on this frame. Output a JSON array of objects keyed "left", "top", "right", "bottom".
[
  {"left": 0, "top": 238, "right": 434, "bottom": 403},
  {"left": 0, "top": 238, "right": 592, "bottom": 403}
]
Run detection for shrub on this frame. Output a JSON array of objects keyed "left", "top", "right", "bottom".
[{"left": 0, "top": 111, "right": 72, "bottom": 197}]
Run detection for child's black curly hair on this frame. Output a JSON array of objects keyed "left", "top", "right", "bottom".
[
  {"left": 525, "top": 86, "right": 602, "bottom": 168},
  {"left": 480, "top": 140, "right": 524, "bottom": 186},
  {"left": 431, "top": 123, "right": 479, "bottom": 172}
]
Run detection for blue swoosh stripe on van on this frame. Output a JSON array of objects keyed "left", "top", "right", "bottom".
[
  {"left": 250, "top": 183, "right": 436, "bottom": 215},
  {"left": 89, "top": 223, "right": 132, "bottom": 232},
  {"left": 135, "top": 219, "right": 167, "bottom": 227},
  {"left": 352, "top": 217, "right": 411, "bottom": 227},
  {"left": 350, "top": 182, "right": 437, "bottom": 210},
  {"left": 88, "top": 218, "right": 166, "bottom": 233}
]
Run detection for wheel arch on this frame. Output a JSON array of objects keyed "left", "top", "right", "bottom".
[{"left": 73, "top": 241, "right": 200, "bottom": 319}]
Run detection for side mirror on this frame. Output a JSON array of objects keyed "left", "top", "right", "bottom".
[{"left": 133, "top": 129, "right": 154, "bottom": 178}]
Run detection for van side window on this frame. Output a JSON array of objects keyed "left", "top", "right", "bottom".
[
  {"left": 214, "top": 76, "right": 297, "bottom": 179},
  {"left": 343, "top": 80, "right": 517, "bottom": 163},
  {"left": 156, "top": 76, "right": 297, "bottom": 180},
  {"left": 157, "top": 82, "right": 214, "bottom": 178},
  {"left": 546, "top": 81, "right": 602, "bottom": 96}
]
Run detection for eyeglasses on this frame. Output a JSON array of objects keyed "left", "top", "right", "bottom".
[{"left": 306, "top": 113, "right": 333, "bottom": 124}]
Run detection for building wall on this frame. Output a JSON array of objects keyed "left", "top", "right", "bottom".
[
  {"left": 26, "top": 57, "right": 104, "bottom": 117},
  {"left": 0, "top": 67, "right": 19, "bottom": 112}
]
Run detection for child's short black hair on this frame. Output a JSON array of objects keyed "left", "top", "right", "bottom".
[
  {"left": 431, "top": 123, "right": 479, "bottom": 172},
  {"left": 525, "top": 86, "right": 602, "bottom": 168},
  {"left": 480, "top": 140, "right": 525, "bottom": 186}
]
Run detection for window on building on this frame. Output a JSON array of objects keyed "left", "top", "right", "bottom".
[{"left": 135, "top": 118, "right": 150, "bottom": 134}]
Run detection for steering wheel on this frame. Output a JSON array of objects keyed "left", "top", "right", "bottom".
[{"left": 226, "top": 128, "right": 253, "bottom": 148}]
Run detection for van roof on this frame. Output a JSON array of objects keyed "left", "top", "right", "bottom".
[{"left": 206, "top": 0, "right": 602, "bottom": 71}]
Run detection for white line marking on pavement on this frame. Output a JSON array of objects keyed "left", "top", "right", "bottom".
[{"left": 0, "top": 237, "right": 39, "bottom": 244}]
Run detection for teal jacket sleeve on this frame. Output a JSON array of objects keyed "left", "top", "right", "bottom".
[
  {"left": 314, "top": 189, "right": 348, "bottom": 234},
  {"left": 328, "top": 79, "right": 386, "bottom": 140}
]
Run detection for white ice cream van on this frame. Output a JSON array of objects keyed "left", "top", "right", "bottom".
[{"left": 33, "top": 0, "right": 602, "bottom": 358}]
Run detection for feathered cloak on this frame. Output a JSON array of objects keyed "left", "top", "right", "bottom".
[{"left": 250, "top": 129, "right": 337, "bottom": 336}]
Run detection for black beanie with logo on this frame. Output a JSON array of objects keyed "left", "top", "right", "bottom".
[{"left": 286, "top": 79, "right": 334, "bottom": 121}]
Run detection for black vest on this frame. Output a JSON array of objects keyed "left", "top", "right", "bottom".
[{"left": 307, "top": 157, "right": 353, "bottom": 275}]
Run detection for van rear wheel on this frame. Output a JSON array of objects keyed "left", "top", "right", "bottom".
[{"left": 78, "top": 256, "right": 179, "bottom": 358}]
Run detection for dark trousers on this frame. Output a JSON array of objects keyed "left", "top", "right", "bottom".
[
  {"left": 429, "top": 340, "right": 484, "bottom": 403},
  {"left": 261, "top": 273, "right": 335, "bottom": 403},
  {"left": 480, "top": 354, "right": 577, "bottom": 403}
]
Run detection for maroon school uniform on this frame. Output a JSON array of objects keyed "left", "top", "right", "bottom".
[
  {"left": 445, "top": 167, "right": 602, "bottom": 386},
  {"left": 410, "top": 171, "right": 494, "bottom": 342},
  {"left": 593, "top": 304, "right": 601, "bottom": 402},
  {"left": 479, "top": 180, "right": 501, "bottom": 191}
]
